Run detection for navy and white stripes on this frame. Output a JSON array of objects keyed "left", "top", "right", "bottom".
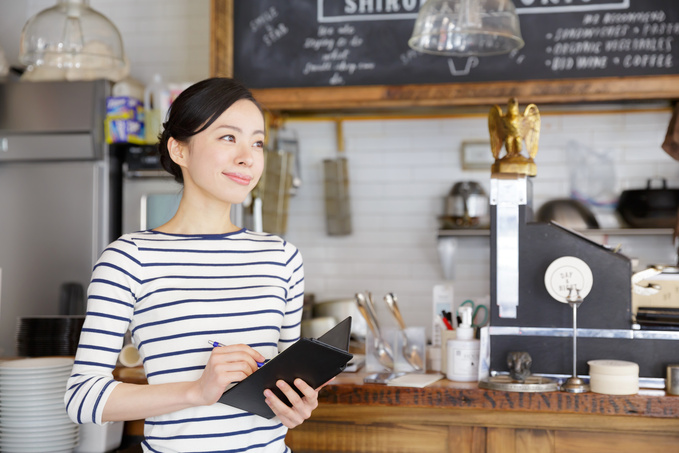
[{"left": 65, "top": 228, "right": 303, "bottom": 453}]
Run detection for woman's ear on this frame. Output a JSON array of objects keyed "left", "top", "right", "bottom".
[{"left": 168, "top": 137, "right": 187, "bottom": 166}]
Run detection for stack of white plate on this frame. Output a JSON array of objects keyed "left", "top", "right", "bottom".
[{"left": 0, "top": 357, "right": 79, "bottom": 453}]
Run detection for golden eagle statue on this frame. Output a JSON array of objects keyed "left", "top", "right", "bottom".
[{"left": 488, "top": 98, "right": 541, "bottom": 176}]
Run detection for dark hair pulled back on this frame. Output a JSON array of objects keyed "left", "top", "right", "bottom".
[{"left": 158, "top": 77, "right": 261, "bottom": 183}]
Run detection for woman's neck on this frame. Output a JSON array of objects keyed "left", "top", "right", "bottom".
[{"left": 155, "top": 197, "right": 239, "bottom": 235}]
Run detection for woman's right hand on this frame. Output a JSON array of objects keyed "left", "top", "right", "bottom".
[{"left": 193, "top": 344, "right": 265, "bottom": 406}]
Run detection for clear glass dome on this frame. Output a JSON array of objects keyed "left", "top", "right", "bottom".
[
  {"left": 19, "top": 0, "right": 128, "bottom": 81},
  {"left": 409, "top": 0, "right": 524, "bottom": 57}
]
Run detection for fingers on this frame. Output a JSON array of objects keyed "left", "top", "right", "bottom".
[
  {"left": 197, "top": 343, "right": 266, "bottom": 405},
  {"left": 264, "top": 379, "right": 318, "bottom": 429},
  {"left": 318, "top": 377, "right": 335, "bottom": 390},
  {"left": 209, "top": 343, "right": 265, "bottom": 373}
]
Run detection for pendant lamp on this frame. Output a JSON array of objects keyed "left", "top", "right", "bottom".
[
  {"left": 408, "top": 0, "right": 524, "bottom": 57},
  {"left": 19, "top": 0, "right": 128, "bottom": 81}
]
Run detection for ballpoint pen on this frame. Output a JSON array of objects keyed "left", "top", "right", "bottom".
[{"left": 208, "top": 340, "right": 264, "bottom": 367}]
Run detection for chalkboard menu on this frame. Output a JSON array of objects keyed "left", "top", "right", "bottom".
[
  {"left": 210, "top": 0, "right": 679, "bottom": 109},
  {"left": 232, "top": 0, "right": 679, "bottom": 88}
]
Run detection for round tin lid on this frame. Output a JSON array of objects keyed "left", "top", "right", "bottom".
[{"left": 588, "top": 359, "right": 639, "bottom": 376}]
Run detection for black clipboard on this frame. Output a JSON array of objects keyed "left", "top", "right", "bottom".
[{"left": 218, "top": 316, "right": 353, "bottom": 419}]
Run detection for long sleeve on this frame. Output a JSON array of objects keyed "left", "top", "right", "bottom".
[
  {"left": 65, "top": 237, "right": 140, "bottom": 425},
  {"left": 278, "top": 241, "right": 305, "bottom": 351}
]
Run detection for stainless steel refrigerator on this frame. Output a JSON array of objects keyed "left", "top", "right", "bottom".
[{"left": 0, "top": 79, "right": 119, "bottom": 356}]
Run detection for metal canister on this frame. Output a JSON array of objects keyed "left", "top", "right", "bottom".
[{"left": 666, "top": 364, "right": 679, "bottom": 395}]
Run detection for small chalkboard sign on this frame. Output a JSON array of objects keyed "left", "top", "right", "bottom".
[{"left": 211, "top": 0, "right": 679, "bottom": 109}]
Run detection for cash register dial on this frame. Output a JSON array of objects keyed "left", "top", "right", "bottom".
[{"left": 544, "top": 256, "right": 593, "bottom": 303}]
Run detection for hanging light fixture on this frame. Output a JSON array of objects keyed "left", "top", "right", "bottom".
[
  {"left": 408, "top": 0, "right": 524, "bottom": 57},
  {"left": 19, "top": 0, "right": 128, "bottom": 81}
]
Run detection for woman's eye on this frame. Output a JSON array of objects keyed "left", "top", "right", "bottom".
[
  {"left": 253, "top": 141, "right": 264, "bottom": 149},
  {"left": 221, "top": 134, "right": 236, "bottom": 143}
]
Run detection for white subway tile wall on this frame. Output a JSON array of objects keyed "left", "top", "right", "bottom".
[
  {"left": 6, "top": 2, "right": 678, "bottom": 338},
  {"left": 283, "top": 111, "right": 679, "bottom": 334}
]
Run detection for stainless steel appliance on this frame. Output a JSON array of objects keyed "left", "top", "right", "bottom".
[
  {"left": 119, "top": 144, "right": 182, "bottom": 233},
  {"left": 0, "top": 80, "right": 120, "bottom": 355}
]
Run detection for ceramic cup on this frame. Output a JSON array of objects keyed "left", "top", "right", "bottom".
[{"left": 119, "top": 343, "right": 143, "bottom": 367}]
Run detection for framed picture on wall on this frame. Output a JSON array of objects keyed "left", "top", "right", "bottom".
[{"left": 461, "top": 141, "right": 493, "bottom": 171}]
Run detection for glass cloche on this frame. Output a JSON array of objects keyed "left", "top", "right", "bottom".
[{"left": 19, "top": 0, "right": 129, "bottom": 81}]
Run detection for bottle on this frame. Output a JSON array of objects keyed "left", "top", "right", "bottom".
[
  {"left": 446, "top": 305, "right": 480, "bottom": 382},
  {"left": 143, "top": 73, "right": 170, "bottom": 144}
]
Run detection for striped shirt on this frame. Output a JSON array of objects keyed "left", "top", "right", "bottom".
[{"left": 65, "top": 229, "right": 304, "bottom": 453}]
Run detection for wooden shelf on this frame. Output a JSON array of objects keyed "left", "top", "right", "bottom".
[{"left": 438, "top": 228, "right": 675, "bottom": 238}]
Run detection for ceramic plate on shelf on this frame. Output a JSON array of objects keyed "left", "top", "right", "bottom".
[
  {"left": 0, "top": 412, "right": 71, "bottom": 428},
  {"left": 0, "top": 357, "right": 73, "bottom": 370},
  {"left": 0, "top": 394, "right": 65, "bottom": 407}
]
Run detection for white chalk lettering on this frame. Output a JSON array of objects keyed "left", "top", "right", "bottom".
[
  {"left": 576, "top": 55, "right": 607, "bottom": 69},
  {"left": 550, "top": 57, "right": 575, "bottom": 71},
  {"left": 262, "top": 23, "right": 289, "bottom": 47},
  {"left": 603, "top": 11, "right": 666, "bottom": 25},
  {"left": 402, "top": 0, "right": 418, "bottom": 10},
  {"left": 304, "top": 37, "right": 335, "bottom": 51},
  {"left": 605, "top": 39, "right": 632, "bottom": 52},
  {"left": 334, "top": 60, "right": 358, "bottom": 74},
  {"left": 344, "top": 0, "right": 426, "bottom": 14},
  {"left": 552, "top": 41, "right": 602, "bottom": 55},
  {"left": 623, "top": 54, "right": 673, "bottom": 68},
  {"left": 554, "top": 25, "right": 629, "bottom": 41},
  {"left": 583, "top": 14, "right": 600, "bottom": 26},
  {"left": 249, "top": 6, "right": 278, "bottom": 33},
  {"left": 400, "top": 48, "right": 420, "bottom": 65},
  {"left": 633, "top": 37, "right": 673, "bottom": 52},
  {"left": 322, "top": 49, "right": 351, "bottom": 61},
  {"left": 329, "top": 72, "right": 345, "bottom": 85},
  {"left": 318, "top": 26, "right": 334, "bottom": 37},
  {"left": 642, "top": 23, "right": 679, "bottom": 36},
  {"left": 344, "top": 0, "right": 358, "bottom": 14},
  {"left": 303, "top": 61, "right": 332, "bottom": 75},
  {"left": 338, "top": 24, "right": 355, "bottom": 35}
]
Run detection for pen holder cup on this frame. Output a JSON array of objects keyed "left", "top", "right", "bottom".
[{"left": 365, "top": 327, "right": 427, "bottom": 373}]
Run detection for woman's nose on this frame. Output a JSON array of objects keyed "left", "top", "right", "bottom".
[{"left": 235, "top": 144, "right": 254, "bottom": 166}]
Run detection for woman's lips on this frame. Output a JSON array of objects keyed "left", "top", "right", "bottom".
[{"left": 224, "top": 172, "right": 252, "bottom": 186}]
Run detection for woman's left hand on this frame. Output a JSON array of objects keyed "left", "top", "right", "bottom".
[{"left": 264, "top": 378, "right": 328, "bottom": 428}]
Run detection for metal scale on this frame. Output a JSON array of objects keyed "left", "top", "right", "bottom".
[{"left": 480, "top": 99, "right": 679, "bottom": 391}]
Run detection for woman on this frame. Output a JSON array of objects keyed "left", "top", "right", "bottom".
[{"left": 65, "top": 78, "right": 317, "bottom": 452}]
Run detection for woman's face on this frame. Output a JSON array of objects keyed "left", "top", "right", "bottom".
[{"left": 172, "top": 99, "right": 265, "bottom": 206}]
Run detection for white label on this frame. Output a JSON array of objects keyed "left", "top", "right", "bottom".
[{"left": 452, "top": 349, "right": 479, "bottom": 376}]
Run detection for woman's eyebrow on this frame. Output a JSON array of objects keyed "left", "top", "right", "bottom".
[{"left": 215, "top": 124, "right": 265, "bottom": 136}]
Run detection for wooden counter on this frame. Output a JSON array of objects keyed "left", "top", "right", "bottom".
[
  {"left": 286, "top": 372, "right": 679, "bottom": 453},
  {"left": 114, "top": 368, "right": 679, "bottom": 453}
]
